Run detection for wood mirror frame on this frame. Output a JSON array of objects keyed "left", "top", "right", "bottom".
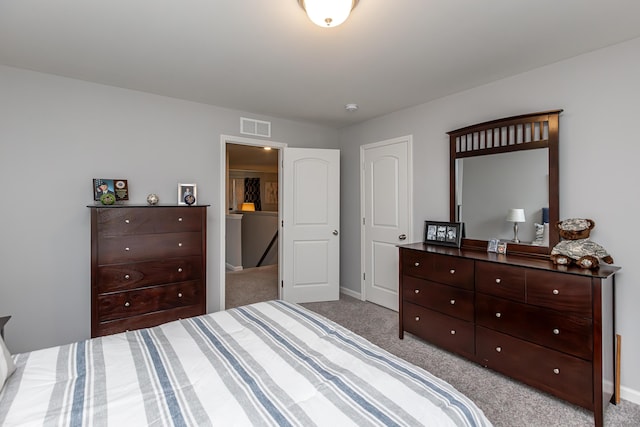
[{"left": 448, "top": 110, "right": 562, "bottom": 257}]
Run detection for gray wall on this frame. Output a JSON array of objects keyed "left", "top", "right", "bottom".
[
  {"left": 337, "top": 36, "right": 640, "bottom": 402},
  {"left": 0, "top": 65, "right": 337, "bottom": 354}
]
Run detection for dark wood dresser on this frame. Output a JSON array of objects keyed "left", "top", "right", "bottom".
[
  {"left": 89, "top": 205, "right": 207, "bottom": 337},
  {"left": 399, "top": 243, "right": 619, "bottom": 427}
]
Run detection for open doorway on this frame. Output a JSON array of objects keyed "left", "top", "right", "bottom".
[{"left": 224, "top": 142, "right": 281, "bottom": 309}]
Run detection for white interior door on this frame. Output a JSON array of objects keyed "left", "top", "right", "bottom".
[
  {"left": 282, "top": 148, "right": 340, "bottom": 303},
  {"left": 362, "top": 137, "right": 412, "bottom": 311}
]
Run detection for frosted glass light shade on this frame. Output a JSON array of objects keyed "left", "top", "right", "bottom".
[
  {"left": 506, "top": 208, "right": 525, "bottom": 223},
  {"left": 299, "top": 0, "right": 358, "bottom": 28}
]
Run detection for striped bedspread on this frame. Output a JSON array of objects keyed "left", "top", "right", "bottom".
[{"left": 0, "top": 300, "right": 492, "bottom": 426}]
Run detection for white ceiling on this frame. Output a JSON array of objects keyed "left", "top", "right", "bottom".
[{"left": 2, "top": 0, "right": 640, "bottom": 129}]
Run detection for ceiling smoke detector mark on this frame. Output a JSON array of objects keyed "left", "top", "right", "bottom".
[
  {"left": 241, "top": 117, "right": 271, "bottom": 138},
  {"left": 345, "top": 103, "right": 359, "bottom": 112}
]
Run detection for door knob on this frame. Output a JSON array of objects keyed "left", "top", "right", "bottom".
[
  {"left": 399, "top": 234, "right": 407, "bottom": 240},
  {"left": 333, "top": 230, "right": 339, "bottom": 236}
]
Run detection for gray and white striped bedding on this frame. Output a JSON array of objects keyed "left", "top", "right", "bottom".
[{"left": 0, "top": 300, "right": 492, "bottom": 426}]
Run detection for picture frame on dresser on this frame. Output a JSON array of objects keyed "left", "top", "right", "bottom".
[
  {"left": 424, "top": 220, "right": 463, "bottom": 248},
  {"left": 178, "top": 183, "right": 197, "bottom": 205}
]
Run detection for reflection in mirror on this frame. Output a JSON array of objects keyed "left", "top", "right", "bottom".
[{"left": 456, "top": 149, "right": 548, "bottom": 244}]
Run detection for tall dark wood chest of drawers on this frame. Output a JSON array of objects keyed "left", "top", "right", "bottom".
[
  {"left": 89, "top": 205, "right": 207, "bottom": 337},
  {"left": 399, "top": 243, "right": 619, "bottom": 427}
]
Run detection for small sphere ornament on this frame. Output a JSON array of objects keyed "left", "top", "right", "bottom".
[{"left": 146, "top": 193, "right": 159, "bottom": 206}]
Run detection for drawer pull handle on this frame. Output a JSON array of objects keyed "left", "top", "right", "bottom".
[
  {"left": 449, "top": 269, "right": 455, "bottom": 274},
  {"left": 450, "top": 299, "right": 456, "bottom": 305},
  {"left": 178, "top": 267, "right": 183, "bottom": 273},
  {"left": 553, "top": 368, "right": 560, "bottom": 375},
  {"left": 450, "top": 330, "right": 456, "bottom": 335},
  {"left": 495, "top": 278, "right": 501, "bottom": 284},
  {"left": 125, "top": 247, "right": 130, "bottom": 252},
  {"left": 553, "top": 328, "right": 560, "bottom": 335},
  {"left": 553, "top": 289, "right": 559, "bottom": 295},
  {"left": 178, "top": 217, "right": 183, "bottom": 222},
  {"left": 414, "top": 262, "right": 420, "bottom": 267},
  {"left": 125, "top": 219, "right": 130, "bottom": 224},
  {"left": 496, "top": 346, "right": 502, "bottom": 352},
  {"left": 178, "top": 292, "right": 183, "bottom": 298},
  {"left": 124, "top": 274, "right": 130, "bottom": 280},
  {"left": 414, "top": 289, "right": 420, "bottom": 294},
  {"left": 178, "top": 242, "right": 183, "bottom": 247},
  {"left": 124, "top": 301, "right": 130, "bottom": 307},
  {"left": 495, "top": 312, "right": 502, "bottom": 318},
  {"left": 414, "top": 316, "right": 420, "bottom": 321}
]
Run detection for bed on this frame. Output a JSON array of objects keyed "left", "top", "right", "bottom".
[{"left": 0, "top": 300, "right": 492, "bottom": 426}]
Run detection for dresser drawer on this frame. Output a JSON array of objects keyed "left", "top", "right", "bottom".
[
  {"left": 97, "top": 207, "right": 203, "bottom": 236},
  {"left": 403, "top": 302, "right": 474, "bottom": 357},
  {"left": 97, "top": 280, "right": 203, "bottom": 321},
  {"left": 476, "top": 294, "right": 593, "bottom": 360},
  {"left": 477, "top": 326, "right": 593, "bottom": 410},
  {"left": 97, "top": 232, "right": 202, "bottom": 264},
  {"left": 403, "top": 276, "right": 474, "bottom": 321},
  {"left": 526, "top": 270, "right": 592, "bottom": 317},
  {"left": 96, "top": 305, "right": 204, "bottom": 336},
  {"left": 476, "top": 261, "right": 525, "bottom": 302},
  {"left": 96, "top": 256, "right": 202, "bottom": 293},
  {"left": 401, "top": 250, "right": 474, "bottom": 290}
]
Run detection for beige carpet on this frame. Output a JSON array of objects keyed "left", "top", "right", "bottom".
[{"left": 225, "top": 264, "right": 278, "bottom": 309}]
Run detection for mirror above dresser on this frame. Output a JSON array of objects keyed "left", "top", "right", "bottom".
[{"left": 448, "top": 110, "right": 562, "bottom": 256}]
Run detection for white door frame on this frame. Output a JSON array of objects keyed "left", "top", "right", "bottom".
[
  {"left": 359, "top": 136, "right": 413, "bottom": 301},
  {"left": 218, "top": 135, "right": 287, "bottom": 311}
]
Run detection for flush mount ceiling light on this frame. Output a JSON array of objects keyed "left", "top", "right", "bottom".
[{"left": 298, "top": 0, "right": 359, "bottom": 28}]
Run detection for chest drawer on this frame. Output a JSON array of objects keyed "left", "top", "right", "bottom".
[
  {"left": 97, "top": 232, "right": 202, "bottom": 264},
  {"left": 402, "top": 250, "right": 474, "bottom": 290},
  {"left": 97, "top": 207, "right": 203, "bottom": 235},
  {"left": 403, "top": 301, "right": 474, "bottom": 358},
  {"left": 97, "top": 280, "right": 203, "bottom": 321},
  {"left": 476, "top": 294, "right": 593, "bottom": 360},
  {"left": 96, "top": 305, "right": 204, "bottom": 336},
  {"left": 96, "top": 256, "right": 202, "bottom": 293},
  {"left": 403, "top": 276, "right": 474, "bottom": 321},
  {"left": 526, "top": 270, "right": 592, "bottom": 317},
  {"left": 476, "top": 261, "right": 525, "bottom": 302},
  {"left": 476, "top": 326, "right": 593, "bottom": 410}
]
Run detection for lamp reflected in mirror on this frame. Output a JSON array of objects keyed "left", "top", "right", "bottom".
[{"left": 506, "top": 208, "right": 526, "bottom": 243}]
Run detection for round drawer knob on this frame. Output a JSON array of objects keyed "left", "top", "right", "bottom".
[
  {"left": 553, "top": 289, "right": 559, "bottom": 295},
  {"left": 178, "top": 242, "right": 183, "bottom": 247},
  {"left": 125, "top": 247, "right": 130, "bottom": 252},
  {"left": 178, "top": 217, "right": 183, "bottom": 222},
  {"left": 124, "top": 274, "right": 130, "bottom": 279},
  {"left": 449, "top": 269, "right": 455, "bottom": 274},
  {"left": 414, "top": 262, "right": 420, "bottom": 267},
  {"left": 553, "top": 328, "right": 560, "bottom": 335},
  {"left": 450, "top": 299, "right": 456, "bottom": 305},
  {"left": 125, "top": 219, "right": 130, "bottom": 224},
  {"left": 178, "top": 292, "right": 183, "bottom": 298},
  {"left": 495, "top": 278, "right": 501, "bottom": 284},
  {"left": 178, "top": 267, "right": 183, "bottom": 273},
  {"left": 496, "top": 346, "right": 502, "bottom": 352},
  {"left": 414, "top": 289, "right": 420, "bottom": 294},
  {"left": 450, "top": 330, "right": 456, "bottom": 335},
  {"left": 495, "top": 312, "right": 502, "bottom": 318},
  {"left": 553, "top": 368, "right": 560, "bottom": 375},
  {"left": 124, "top": 301, "right": 130, "bottom": 307},
  {"left": 414, "top": 316, "right": 420, "bottom": 321}
]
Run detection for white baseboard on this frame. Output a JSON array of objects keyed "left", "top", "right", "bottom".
[
  {"left": 340, "top": 287, "right": 361, "bottom": 300},
  {"left": 621, "top": 384, "right": 640, "bottom": 405},
  {"left": 225, "top": 263, "right": 243, "bottom": 272}
]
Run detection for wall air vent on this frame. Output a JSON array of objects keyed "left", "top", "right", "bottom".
[{"left": 241, "top": 117, "right": 271, "bottom": 138}]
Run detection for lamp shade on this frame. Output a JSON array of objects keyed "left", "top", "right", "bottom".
[
  {"left": 241, "top": 202, "right": 255, "bottom": 212},
  {"left": 506, "top": 208, "right": 525, "bottom": 223},
  {"left": 299, "top": 0, "right": 358, "bottom": 28}
]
